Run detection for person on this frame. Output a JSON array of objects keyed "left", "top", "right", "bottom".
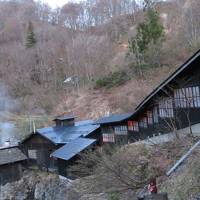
[{"left": 147, "top": 177, "right": 157, "bottom": 194}]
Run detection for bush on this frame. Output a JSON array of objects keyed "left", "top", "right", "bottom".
[
  {"left": 108, "top": 192, "right": 120, "bottom": 200},
  {"left": 95, "top": 70, "right": 130, "bottom": 89}
]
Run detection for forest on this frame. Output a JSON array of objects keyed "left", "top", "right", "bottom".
[{"left": 0, "top": 0, "right": 199, "bottom": 118}]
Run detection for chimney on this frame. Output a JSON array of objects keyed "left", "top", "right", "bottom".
[{"left": 53, "top": 115, "right": 75, "bottom": 127}]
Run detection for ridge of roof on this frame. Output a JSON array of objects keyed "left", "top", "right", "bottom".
[
  {"left": 95, "top": 112, "right": 133, "bottom": 124},
  {"left": 53, "top": 115, "right": 75, "bottom": 121},
  {"left": 135, "top": 49, "right": 200, "bottom": 112},
  {"left": 22, "top": 123, "right": 100, "bottom": 145}
]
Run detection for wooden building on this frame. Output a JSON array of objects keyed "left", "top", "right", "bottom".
[
  {"left": 51, "top": 137, "right": 96, "bottom": 177},
  {"left": 95, "top": 113, "right": 133, "bottom": 145},
  {"left": 127, "top": 49, "right": 200, "bottom": 142},
  {"left": 21, "top": 116, "right": 100, "bottom": 171},
  {"left": 96, "top": 49, "right": 200, "bottom": 143},
  {"left": 0, "top": 146, "right": 27, "bottom": 185}
]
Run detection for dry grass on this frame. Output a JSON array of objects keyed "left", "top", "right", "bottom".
[
  {"left": 69, "top": 137, "right": 195, "bottom": 199},
  {"left": 160, "top": 148, "right": 200, "bottom": 200}
]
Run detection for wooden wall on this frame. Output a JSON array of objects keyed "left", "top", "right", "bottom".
[
  {"left": 21, "top": 134, "right": 59, "bottom": 170},
  {"left": 0, "top": 162, "right": 24, "bottom": 185},
  {"left": 128, "top": 59, "right": 200, "bottom": 141}
]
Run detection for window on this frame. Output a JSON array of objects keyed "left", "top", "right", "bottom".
[
  {"left": 101, "top": 126, "right": 114, "bottom": 134},
  {"left": 153, "top": 106, "right": 159, "bottom": 123},
  {"left": 147, "top": 111, "right": 153, "bottom": 125},
  {"left": 139, "top": 117, "right": 147, "bottom": 128},
  {"left": 133, "top": 121, "right": 139, "bottom": 131},
  {"left": 128, "top": 121, "right": 134, "bottom": 131},
  {"left": 174, "top": 86, "right": 200, "bottom": 108},
  {"left": 28, "top": 150, "right": 37, "bottom": 159},
  {"left": 159, "top": 98, "right": 174, "bottom": 118},
  {"left": 128, "top": 121, "right": 139, "bottom": 132},
  {"left": 102, "top": 134, "right": 115, "bottom": 143},
  {"left": 114, "top": 125, "right": 127, "bottom": 135}
]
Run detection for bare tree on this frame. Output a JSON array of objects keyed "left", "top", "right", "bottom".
[
  {"left": 182, "top": 0, "right": 200, "bottom": 48},
  {"left": 69, "top": 144, "right": 162, "bottom": 193}
]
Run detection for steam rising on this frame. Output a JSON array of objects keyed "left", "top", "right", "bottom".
[{"left": 0, "top": 83, "right": 20, "bottom": 147}]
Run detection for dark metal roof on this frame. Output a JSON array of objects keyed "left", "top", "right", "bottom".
[
  {"left": 0, "top": 146, "right": 27, "bottom": 166},
  {"left": 95, "top": 113, "right": 133, "bottom": 125},
  {"left": 36, "top": 124, "right": 100, "bottom": 144},
  {"left": 135, "top": 49, "right": 200, "bottom": 113},
  {"left": 53, "top": 115, "right": 75, "bottom": 121},
  {"left": 0, "top": 145, "right": 18, "bottom": 150},
  {"left": 75, "top": 120, "right": 94, "bottom": 126},
  {"left": 51, "top": 138, "right": 96, "bottom": 160}
]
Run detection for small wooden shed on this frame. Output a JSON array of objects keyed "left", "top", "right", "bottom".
[
  {"left": 21, "top": 116, "right": 100, "bottom": 171},
  {"left": 0, "top": 146, "right": 27, "bottom": 185}
]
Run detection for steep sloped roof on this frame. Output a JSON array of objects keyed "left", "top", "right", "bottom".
[
  {"left": 95, "top": 113, "right": 133, "bottom": 125},
  {"left": 0, "top": 146, "right": 27, "bottom": 166},
  {"left": 51, "top": 138, "right": 96, "bottom": 160},
  {"left": 135, "top": 49, "right": 200, "bottom": 113},
  {"left": 36, "top": 123, "right": 100, "bottom": 144},
  {"left": 75, "top": 120, "right": 94, "bottom": 126}
]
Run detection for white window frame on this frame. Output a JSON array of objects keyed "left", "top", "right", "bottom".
[
  {"left": 153, "top": 106, "right": 159, "bottom": 123},
  {"left": 102, "top": 134, "right": 115, "bottom": 143},
  {"left": 28, "top": 150, "right": 37, "bottom": 159},
  {"left": 159, "top": 98, "right": 174, "bottom": 118},
  {"left": 128, "top": 121, "right": 139, "bottom": 132},
  {"left": 139, "top": 117, "right": 148, "bottom": 128},
  {"left": 114, "top": 125, "right": 127, "bottom": 135},
  {"left": 147, "top": 111, "right": 153, "bottom": 125},
  {"left": 174, "top": 86, "right": 200, "bottom": 108}
]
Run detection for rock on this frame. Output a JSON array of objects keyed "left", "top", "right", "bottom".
[
  {"left": 80, "top": 193, "right": 107, "bottom": 200},
  {"left": 190, "top": 193, "right": 200, "bottom": 200},
  {"left": 0, "top": 171, "right": 80, "bottom": 200}
]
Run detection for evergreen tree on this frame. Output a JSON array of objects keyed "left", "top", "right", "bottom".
[
  {"left": 128, "top": 3, "right": 164, "bottom": 68},
  {"left": 26, "top": 21, "right": 37, "bottom": 48}
]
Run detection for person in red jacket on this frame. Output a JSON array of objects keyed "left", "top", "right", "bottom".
[{"left": 148, "top": 177, "right": 158, "bottom": 194}]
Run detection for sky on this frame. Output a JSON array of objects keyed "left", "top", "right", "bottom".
[
  {"left": 38, "top": 0, "right": 145, "bottom": 9},
  {"left": 38, "top": 0, "right": 81, "bottom": 8},
  {"left": 38, "top": 0, "right": 144, "bottom": 9}
]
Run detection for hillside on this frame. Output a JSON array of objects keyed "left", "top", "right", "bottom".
[
  {"left": 160, "top": 147, "right": 200, "bottom": 200},
  {"left": 1, "top": 1, "right": 200, "bottom": 199},
  {"left": 1, "top": 136, "right": 199, "bottom": 199},
  {"left": 0, "top": 0, "right": 199, "bottom": 121}
]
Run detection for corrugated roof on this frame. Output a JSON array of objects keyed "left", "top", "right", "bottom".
[
  {"left": 51, "top": 138, "right": 96, "bottom": 160},
  {"left": 95, "top": 113, "right": 133, "bottom": 125},
  {"left": 0, "top": 146, "right": 27, "bottom": 166},
  {"left": 53, "top": 115, "right": 75, "bottom": 121},
  {"left": 36, "top": 124, "right": 100, "bottom": 144}
]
